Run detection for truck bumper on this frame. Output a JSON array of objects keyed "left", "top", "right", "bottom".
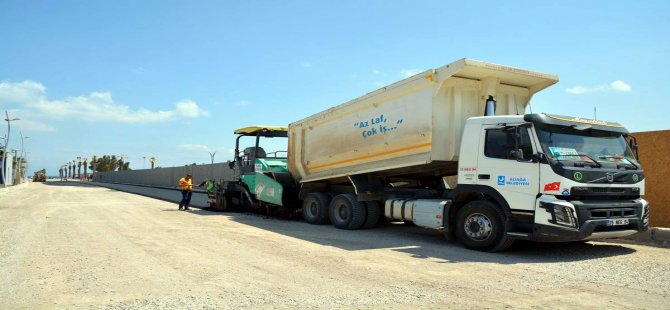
[
  {"left": 529, "top": 198, "right": 649, "bottom": 242},
  {"left": 531, "top": 220, "right": 646, "bottom": 242}
]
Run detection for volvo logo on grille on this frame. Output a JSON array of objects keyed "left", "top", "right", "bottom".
[{"left": 606, "top": 173, "right": 615, "bottom": 183}]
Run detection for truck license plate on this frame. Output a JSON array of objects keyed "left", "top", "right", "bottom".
[{"left": 606, "top": 219, "right": 629, "bottom": 226}]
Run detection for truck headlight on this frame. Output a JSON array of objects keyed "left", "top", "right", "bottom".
[{"left": 540, "top": 202, "right": 577, "bottom": 228}]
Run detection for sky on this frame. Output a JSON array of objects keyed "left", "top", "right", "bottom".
[{"left": 1, "top": 1, "right": 668, "bottom": 175}]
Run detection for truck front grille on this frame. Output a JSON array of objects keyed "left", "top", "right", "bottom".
[
  {"left": 566, "top": 187, "right": 640, "bottom": 200},
  {"left": 590, "top": 187, "right": 626, "bottom": 193},
  {"left": 590, "top": 208, "right": 637, "bottom": 219}
]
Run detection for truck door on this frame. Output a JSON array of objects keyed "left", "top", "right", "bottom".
[{"left": 476, "top": 124, "right": 539, "bottom": 212}]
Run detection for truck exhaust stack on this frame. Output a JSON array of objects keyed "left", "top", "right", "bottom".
[{"left": 485, "top": 95, "right": 496, "bottom": 116}]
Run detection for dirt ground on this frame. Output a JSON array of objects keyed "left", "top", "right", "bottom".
[{"left": 1, "top": 181, "right": 669, "bottom": 309}]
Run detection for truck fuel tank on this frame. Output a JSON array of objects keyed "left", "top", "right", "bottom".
[{"left": 385, "top": 199, "right": 451, "bottom": 229}]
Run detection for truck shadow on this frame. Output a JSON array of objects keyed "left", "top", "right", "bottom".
[
  {"left": 70, "top": 183, "right": 639, "bottom": 263},
  {"left": 201, "top": 208, "right": 637, "bottom": 264}
]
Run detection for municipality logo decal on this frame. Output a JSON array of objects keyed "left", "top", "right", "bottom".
[{"left": 497, "top": 175, "right": 530, "bottom": 187}]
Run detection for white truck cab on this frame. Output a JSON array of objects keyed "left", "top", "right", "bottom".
[{"left": 454, "top": 113, "right": 648, "bottom": 249}]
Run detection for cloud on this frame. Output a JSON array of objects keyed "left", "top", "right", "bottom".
[
  {"left": 177, "top": 144, "right": 211, "bottom": 152},
  {"left": 0, "top": 80, "right": 210, "bottom": 123},
  {"left": 131, "top": 67, "right": 146, "bottom": 74},
  {"left": 610, "top": 80, "right": 632, "bottom": 92},
  {"left": 300, "top": 61, "right": 313, "bottom": 68},
  {"left": 13, "top": 119, "right": 56, "bottom": 132},
  {"left": 175, "top": 100, "right": 209, "bottom": 118},
  {"left": 566, "top": 80, "right": 632, "bottom": 94},
  {"left": 400, "top": 69, "right": 422, "bottom": 78},
  {"left": 0, "top": 80, "right": 45, "bottom": 103},
  {"left": 235, "top": 100, "right": 251, "bottom": 107}
]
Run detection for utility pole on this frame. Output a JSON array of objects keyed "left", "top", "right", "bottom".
[
  {"left": 2, "top": 111, "right": 20, "bottom": 186},
  {"left": 91, "top": 155, "right": 98, "bottom": 181},
  {"left": 11, "top": 149, "right": 19, "bottom": 184},
  {"left": 209, "top": 151, "right": 216, "bottom": 164},
  {"left": 77, "top": 157, "right": 82, "bottom": 180},
  {"left": 20, "top": 133, "right": 30, "bottom": 182}
]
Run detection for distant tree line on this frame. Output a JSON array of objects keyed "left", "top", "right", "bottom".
[{"left": 90, "top": 155, "right": 131, "bottom": 172}]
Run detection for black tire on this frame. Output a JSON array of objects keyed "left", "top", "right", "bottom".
[
  {"left": 302, "top": 192, "right": 331, "bottom": 225},
  {"left": 211, "top": 194, "right": 230, "bottom": 211},
  {"left": 329, "top": 194, "right": 366, "bottom": 230},
  {"left": 362, "top": 201, "right": 381, "bottom": 229},
  {"left": 454, "top": 200, "right": 514, "bottom": 252}
]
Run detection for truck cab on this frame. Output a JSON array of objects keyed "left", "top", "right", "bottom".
[{"left": 454, "top": 113, "right": 648, "bottom": 249}]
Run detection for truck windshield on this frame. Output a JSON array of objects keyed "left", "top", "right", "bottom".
[{"left": 535, "top": 126, "right": 638, "bottom": 169}]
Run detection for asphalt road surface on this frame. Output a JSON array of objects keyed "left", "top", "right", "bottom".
[{"left": 1, "top": 181, "right": 669, "bottom": 309}]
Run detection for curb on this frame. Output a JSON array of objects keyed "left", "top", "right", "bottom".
[
  {"left": 652, "top": 228, "right": 670, "bottom": 242},
  {"left": 0, "top": 181, "right": 29, "bottom": 195},
  {"left": 90, "top": 182, "right": 208, "bottom": 208},
  {"left": 621, "top": 227, "right": 670, "bottom": 243}
]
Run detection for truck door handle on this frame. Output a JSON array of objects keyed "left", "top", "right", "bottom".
[{"left": 478, "top": 174, "right": 490, "bottom": 180}]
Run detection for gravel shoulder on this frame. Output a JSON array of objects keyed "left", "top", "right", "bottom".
[{"left": 1, "top": 181, "right": 669, "bottom": 309}]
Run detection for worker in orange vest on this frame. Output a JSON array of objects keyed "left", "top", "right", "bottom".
[{"left": 178, "top": 174, "right": 193, "bottom": 211}]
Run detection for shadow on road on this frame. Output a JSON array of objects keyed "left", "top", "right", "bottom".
[
  {"left": 194, "top": 207, "right": 637, "bottom": 264},
  {"left": 71, "top": 182, "right": 638, "bottom": 264}
]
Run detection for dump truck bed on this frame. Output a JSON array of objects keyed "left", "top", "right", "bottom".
[{"left": 288, "top": 58, "right": 558, "bottom": 183}]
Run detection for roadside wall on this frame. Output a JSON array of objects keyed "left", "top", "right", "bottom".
[
  {"left": 94, "top": 163, "right": 231, "bottom": 188},
  {"left": 634, "top": 130, "right": 670, "bottom": 227},
  {"left": 92, "top": 130, "right": 670, "bottom": 228}
]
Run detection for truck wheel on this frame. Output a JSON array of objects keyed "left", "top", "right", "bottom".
[
  {"left": 302, "top": 192, "right": 331, "bottom": 225},
  {"left": 362, "top": 201, "right": 381, "bottom": 229},
  {"left": 329, "top": 194, "right": 366, "bottom": 230},
  {"left": 455, "top": 201, "right": 514, "bottom": 252}
]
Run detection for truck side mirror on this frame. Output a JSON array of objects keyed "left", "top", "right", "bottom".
[
  {"left": 531, "top": 153, "right": 545, "bottom": 163},
  {"left": 511, "top": 149, "right": 531, "bottom": 162},
  {"left": 627, "top": 135, "right": 640, "bottom": 161}
]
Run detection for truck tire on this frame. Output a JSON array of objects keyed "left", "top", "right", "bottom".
[
  {"left": 454, "top": 200, "right": 514, "bottom": 252},
  {"left": 362, "top": 201, "right": 381, "bottom": 229},
  {"left": 302, "top": 192, "right": 331, "bottom": 225},
  {"left": 329, "top": 194, "right": 366, "bottom": 230}
]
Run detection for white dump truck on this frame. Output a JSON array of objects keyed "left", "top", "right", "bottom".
[{"left": 210, "top": 58, "right": 649, "bottom": 252}]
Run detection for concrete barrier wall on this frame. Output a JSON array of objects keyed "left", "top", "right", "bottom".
[
  {"left": 94, "top": 163, "right": 232, "bottom": 188},
  {"left": 94, "top": 130, "right": 670, "bottom": 228},
  {"left": 634, "top": 130, "right": 670, "bottom": 228}
]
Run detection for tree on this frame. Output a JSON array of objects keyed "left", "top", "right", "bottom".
[
  {"left": 91, "top": 155, "right": 131, "bottom": 172},
  {"left": 91, "top": 155, "right": 118, "bottom": 172}
]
